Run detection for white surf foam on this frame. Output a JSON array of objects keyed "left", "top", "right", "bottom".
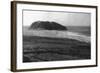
[{"left": 23, "top": 30, "right": 90, "bottom": 43}]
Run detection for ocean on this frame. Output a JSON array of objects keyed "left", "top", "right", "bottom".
[{"left": 67, "top": 26, "right": 90, "bottom": 36}]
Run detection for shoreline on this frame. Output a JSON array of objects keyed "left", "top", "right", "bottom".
[{"left": 23, "top": 30, "right": 90, "bottom": 43}]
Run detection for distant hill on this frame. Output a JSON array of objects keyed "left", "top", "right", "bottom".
[{"left": 29, "top": 21, "right": 67, "bottom": 31}]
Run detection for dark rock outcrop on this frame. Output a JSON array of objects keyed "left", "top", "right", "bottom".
[{"left": 29, "top": 21, "right": 67, "bottom": 31}]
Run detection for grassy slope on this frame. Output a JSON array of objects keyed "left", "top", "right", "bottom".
[{"left": 23, "top": 36, "right": 90, "bottom": 62}]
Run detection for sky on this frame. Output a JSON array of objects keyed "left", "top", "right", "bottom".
[{"left": 23, "top": 10, "right": 91, "bottom": 26}]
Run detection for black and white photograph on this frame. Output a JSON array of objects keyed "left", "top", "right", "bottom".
[
  {"left": 23, "top": 10, "right": 91, "bottom": 62},
  {"left": 11, "top": 1, "right": 97, "bottom": 72}
]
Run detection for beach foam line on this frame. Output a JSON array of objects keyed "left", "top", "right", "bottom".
[
  {"left": 65, "top": 32, "right": 90, "bottom": 43},
  {"left": 23, "top": 30, "right": 90, "bottom": 43}
]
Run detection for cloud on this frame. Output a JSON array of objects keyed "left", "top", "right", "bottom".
[{"left": 23, "top": 10, "right": 91, "bottom": 26}]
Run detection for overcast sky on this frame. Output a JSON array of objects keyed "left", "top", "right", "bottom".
[{"left": 23, "top": 10, "right": 91, "bottom": 26}]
